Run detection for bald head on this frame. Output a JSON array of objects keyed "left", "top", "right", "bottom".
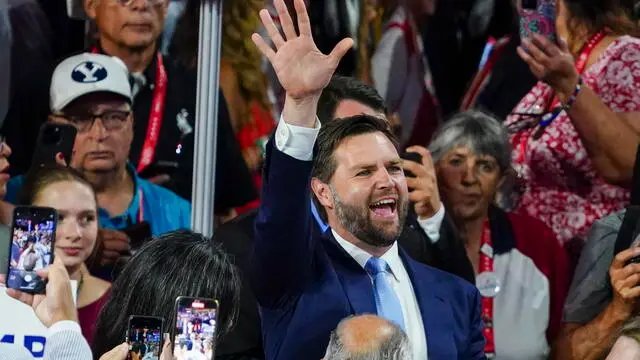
[{"left": 324, "top": 315, "right": 411, "bottom": 360}]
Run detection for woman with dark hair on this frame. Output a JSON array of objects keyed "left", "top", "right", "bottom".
[
  {"left": 91, "top": 230, "right": 241, "bottom": 359},
  {"left": 430, "top": 111, "right": 570, "bottom": 359},
  {"left": 503, "top": 0, "right": 640, "bottom": 257},
  {"left": 18, "top": 165, "right": 111, "bottom": 344}
]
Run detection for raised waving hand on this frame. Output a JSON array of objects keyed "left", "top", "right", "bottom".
[{"left": 252, "top": 0, "right": 353, "bottom": 126}]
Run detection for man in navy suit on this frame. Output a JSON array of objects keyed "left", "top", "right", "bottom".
[{"left": 250, "top": 1, "right": 485, "bottom": 359}]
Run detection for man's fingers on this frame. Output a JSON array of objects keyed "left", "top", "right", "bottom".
[
  {"left": 619, "top": 286, "right": 640, "bottom": 301},
  {"left": 0, "top": 274, "right": 5, "bottom": 285},
  {"left": 617, "top": 273, "right": 640, "bottom": 291},
  {"left": 275, "top": 0, "right": 297, "bottom": 40},
  {"left": 328, "top": 38, "right": 354, "bottom": 67},
  {"left": 103, "top": 238, "right": 131, "bottom": 252},
  {"left": 408, "top": 190, "right": 430, "bottom": 203},
  {"left": 402, "top": 159, "right": 428, "bottom": 179},
  {"left": 6, "top": 288, "right": 34, "bottom": 306},
  {"left": 99, "top": 343, "right": 129, "bottom": 360},
  {"left": 258, "top": 9, "right": 285, "bottom": 50},
  {"left": 405, "top": 146, "right": 435, "bottom": 172},
  {"left": 294, "top": 0, "right": 313, "bottom": 37},
  {"left": 613, "top": 247, "right": 640, "bottom": 269},
  {"left": 252, "top": 33, "right": 276, "bottom": 63}
]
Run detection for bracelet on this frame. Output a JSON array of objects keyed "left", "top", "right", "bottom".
[{"left": 561, "top": 76, "right": 583, "bottom": 111}]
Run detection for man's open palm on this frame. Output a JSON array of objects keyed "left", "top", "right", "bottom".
[{"left": 252, "top": 0, "right": 353, "bottom": 100}]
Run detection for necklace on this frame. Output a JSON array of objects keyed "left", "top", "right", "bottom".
[{"left": 76, "top": 270, "right": 84, "bottom": 302}]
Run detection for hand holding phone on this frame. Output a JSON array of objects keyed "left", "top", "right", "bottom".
[
  {"left": 401, "top": 147, "right": 442, "bottom": 219},
  {"left": 127, "top": 316, "right": 164, "bottom": 360},
  {"left": 6, "top": 206, "right": 57, "bottom": 294},
  {"left": 519, "top": 0, "right": 557, "bottom": 44},
  {"left": 172, "top": 297, "right": 219, "bottom": 360},
  {"left": 5, "top": 259, "right": 78, "bottom": 327},
  {"left": 31, "top": 124, "right": 77, "bottom": 169}
]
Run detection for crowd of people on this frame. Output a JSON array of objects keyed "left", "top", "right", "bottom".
[{"left": 0, "top": 0, "right": 639, "bottom": 359}]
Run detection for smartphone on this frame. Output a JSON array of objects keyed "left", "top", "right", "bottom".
[
  {"left": 519, "top": 0, "right": 557, "bottom": 44},
  {"left": 172, "top": 297, "right": 219, "bottom": 360},
  {"left": 401, "top": 151, "right": 423, "bottom": 178},
  {"left": 31, "top": 123, "right": 77, "bottom": 169},
  {"left": 121, "top": 221, "right": 152, "bottom": 253},
  {"left": 126, "top": 315, "right": 164, "bottom": 360},
  {"left": 6, "top": 206, "right": 57, "bottom": 294}
]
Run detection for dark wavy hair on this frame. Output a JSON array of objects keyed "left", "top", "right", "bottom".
[
  {"left": 91, "top": 230, "right": 241, "bottom": 359},
  {"left": 563, "top": 0, "right": 640, "bottom": 42}
]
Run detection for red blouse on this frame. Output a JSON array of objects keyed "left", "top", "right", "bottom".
[
  {"left": 78, "top": 288, "right": 111, "bottom": 345},
  {"left": 505, "top": 36, "right": 640, "bottom": 244}
]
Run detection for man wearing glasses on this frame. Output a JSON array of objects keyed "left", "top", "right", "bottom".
[
  {"left": 2, "top": 53, "right": 191, "bottom": 276},
  {"left": 83, "top": 0, "right": 257, "bottom": 215}
]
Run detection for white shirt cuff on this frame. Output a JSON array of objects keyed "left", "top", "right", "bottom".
[
  {"left": 274, "top": 116, "right": 321, "bottom": 161},
  {"left": 416, "top": 203, "right": 445, "bottom": 244},
  {"left": 48, "top": 320, "right": 81, "bottom": 336}
]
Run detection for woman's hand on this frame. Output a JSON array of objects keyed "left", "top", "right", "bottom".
[{"left": 517, "top": 34, "right": 580, "bottom": 100}]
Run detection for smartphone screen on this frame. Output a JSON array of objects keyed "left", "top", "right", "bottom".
[
  {"left": 173, "top": 297, "right": 218, "bottom": 360},
  {"left": 127, "top": 316, "right": 164, "bottom": 360},
  {"left": 6, "top": 206, "right": 57, "bottom": 293}
]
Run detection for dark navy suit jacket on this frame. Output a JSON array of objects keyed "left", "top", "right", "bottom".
[{"left": 250, "top": 140, "right": 486, "bottom": 360}]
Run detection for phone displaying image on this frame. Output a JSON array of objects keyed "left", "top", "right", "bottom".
[
  {"left": 126, "top": 316, "right": 164, "bottom": 360},
  {"left": 519, "top": 0, "right": 557, "bottom": 44},
  {"left": 31, "top": 123, "right": 77, "bottom": 169},
  {"left": 172, "top": 297, "right": 219, "bottom": 360},
  {"left": 6, "top": 206, "right": 57, "bottom": 294}
]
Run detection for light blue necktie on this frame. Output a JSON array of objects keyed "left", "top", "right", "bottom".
[{"left": 365, "top": 257, "right": 406, "bottom": 331}]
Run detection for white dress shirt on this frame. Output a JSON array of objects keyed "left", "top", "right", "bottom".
[
  {"left": 274, "top": 117, "right": 431, "bottom": 360},
  {"left": 333, "top": 230, "right": 428, "bottom": 360}
]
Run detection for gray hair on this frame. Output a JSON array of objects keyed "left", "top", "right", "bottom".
[
  {"left": 324, "top": 316, "right": 412, "bottom": 360},
  {"left": 429, "top": 110, "right": 512, "bottom": 173}
]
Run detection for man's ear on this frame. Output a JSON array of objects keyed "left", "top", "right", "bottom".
[
  {"left": 84, "top": 0, "right": 98, "bottom": 20},
  {"left": 311, "top": 178, "right": 333, "bottom": 210}
]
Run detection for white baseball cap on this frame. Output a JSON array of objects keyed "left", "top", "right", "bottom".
[{"left": 50, "top": 53, "right": 133, "bottom": 113}]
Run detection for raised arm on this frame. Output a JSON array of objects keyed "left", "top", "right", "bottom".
[{"left": 249, "top": 0, "right": 353, "bottom": 308}]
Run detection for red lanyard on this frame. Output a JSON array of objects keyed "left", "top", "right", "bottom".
[
  {"left": 479, "top": 221, "right": 496, "bottom": 357},
  {"left": 515, "top": 30, "right": 607, "bottom": 165},
  {"left": 461, "top": 36, "right": 511, "bottom": 111},
  {"left": 90, "top": 47, "right": 168, "bottom": 173},
  {"left": 137, "top": 189, "right": 144, "bottom": 223}
]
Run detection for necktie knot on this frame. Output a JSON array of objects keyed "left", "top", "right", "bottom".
[{"left": 365, "top": 257, "right": 389, "bottom": 276}]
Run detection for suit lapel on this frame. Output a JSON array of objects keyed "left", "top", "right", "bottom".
[
  {"left": 322, "top": 233, "right": 377, "bottom": 316},
  {"left": 400, "top": 248, "right": 447, "bottom": 356}
]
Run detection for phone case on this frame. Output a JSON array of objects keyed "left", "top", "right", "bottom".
[
  {"left": 31, "top": 124, "right": 77, "bottom": 169},
  {"left": 519, "top": 0, "right": 557, "bottom": 43}
]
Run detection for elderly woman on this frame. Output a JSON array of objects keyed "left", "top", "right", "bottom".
[
  {"left": 430, "top": 111, "right": 570, "bottom": 359},
  {"left": 505, "top": 0, "right": 640, "bottom": 250}
]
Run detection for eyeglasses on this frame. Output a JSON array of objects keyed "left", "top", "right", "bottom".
[
  {"left": 57, "top": 110, "right": 131, "bottom": 133},
  {"left": 113, "top": 0, "right": 166, "bottom": 7}
]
